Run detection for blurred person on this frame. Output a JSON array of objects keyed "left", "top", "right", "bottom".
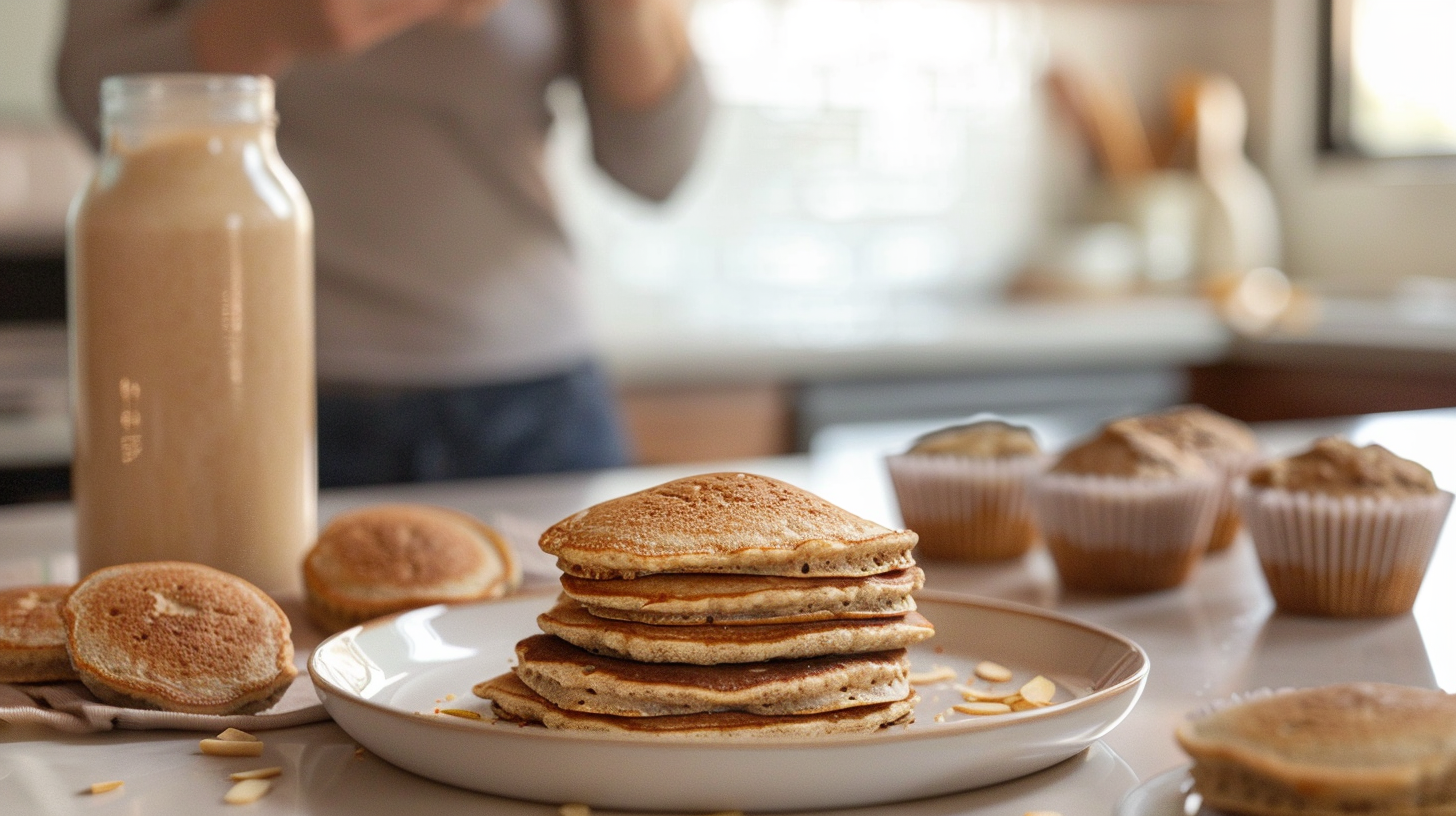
[{"left": 57, "top": 0, "right": 710, "bottom": 486}]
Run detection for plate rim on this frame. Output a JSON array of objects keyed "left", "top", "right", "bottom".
[
  {"left": 1116, "top": 764, "right": 1194, "bottom": 816},
  {"left": 308, "top": 587, "right": 1150, "bottom": 749}
]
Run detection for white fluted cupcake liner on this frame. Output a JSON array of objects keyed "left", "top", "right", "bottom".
[
  {"left": 1202, "top": 450, "right": 1264, "bottom": 552},
  {"left": 886, "top": 454, "right": 1048, "bottom": 561},
  {"left": 1028, "top": 473, "right": 1221, "bottom": 593},
  {"left": 1239, "top": 485, "right": 1453, "bottom": 617}
]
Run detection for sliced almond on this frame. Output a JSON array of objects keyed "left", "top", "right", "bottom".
[
  {"left": 974, "top": 661, "right": 1013, "bottom": 683},
  {"left": 1010, "top": 699, "right": 1040, "bottom": 712},
  {"left": 955, "top": 684, "right": 1018, "bottom": 703},
  {"left": 88, "top": 780, "right": 124, "bottom": 794},
  {"left": 907, "top": 666, "right": 957, "bottom": 685},
  {"left": 215, "top": 728, "right": 259, "bottom": 742},
  {"left": 229, "top": 767, "right": 283, "bottom": 782},
  {"left": 559, "top": 805, "right": 592, "bottom": 816},
  {"left": 440, "top": 708, "right": 482, "bottom": 720},
  {"left": 1019, "top": 675, "right": 1056, "bottom": 706},
  {"left": 200, "top": 739, "right": 265, "bottom": 757},
  {"left": 1001, "top": 693, "right": 1024, "bottom": 706},
  {"left": 223, "top": 778, "right": 272, "bottom": 805},
  {"left": 952, "top": 702, "right": 1012, "bottom": 716}
]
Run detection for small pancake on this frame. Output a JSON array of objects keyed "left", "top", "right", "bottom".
[
  {"left": 538, "top": 596, "right": 934, "bottom": 665},
  {"left": 1177, "top": 683, "right": 1456, "bottom": 814},
  {"left": 511, "top": 634, "right": 910, "bottom": 716},
  {"left": 475, "top": 672, "right": 918, "bottom": 737},
  {"left": 561, "top": 568, "right": 923, "bottom": 626},
  {"left": 539, "top": 472, "right": 918, "bottom": 579},
  {"left": 0, "top": 585, "right": 76, "bottom": 683},
  {"left": 305, "top": 504, "right": 522, "bottom": 633},
  {"left": 63, "top": 562, "right": 296, "bottom": 715}
]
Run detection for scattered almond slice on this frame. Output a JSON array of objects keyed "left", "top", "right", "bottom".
[
  {"left": 974, "top": 661, "right": 1013, "bottom": 683},
  {"left": 440, "top": 708, "right": 482, "bottom": 720},
  {"left": 1020, "top": 675, "right": 1056, "bottom": 706},
  {"left": 559, "top": 804, "right": 592, "bottom": 816},
  {"left": 215, "top": 728, "right": 259, "bottom": 742},
  {"left": 907, "top": 666, "right": 957, "bottom": 685},
  {"left": 955, "top": 684, "right": 1019, "bottom": 703},
  {"left": 1010, "top": 699, "right": 1040, "bottom": 712},
  {"left": 88, "top": 780, "right": 124, "bottom": 795},
  {"left": 933, "top": 712, "right": 946, "bottom": 723},
  {"left": 953, "top": 702, "right": 1012, "bottom": 716},
  {"left": 224, "top": 778, "right": 272, "bottom": 805},
  {"left": 1002, "top": 693, "right": 1024, "bottom": 706},
  {"left": 200, "top": 739, "right": 265, "bottom": 757},
  {"left": 229, "top": 767, "right": 283, "bottom": 782}
]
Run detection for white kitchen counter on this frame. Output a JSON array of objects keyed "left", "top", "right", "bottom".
[
  {"left": 600, "top": 296, "right": 1229, "bottom": 386},
  {"left": 2, "top": 408, "right": 1453, "bottom": 814}
]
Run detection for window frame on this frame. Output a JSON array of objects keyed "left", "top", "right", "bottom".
[{"left": 1319, "top": 0, "right": 1456, "bottom": 160}]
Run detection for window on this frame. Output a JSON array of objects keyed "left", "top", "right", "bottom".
[
  {"left": 1323, "top": 0, "right": 1456, "bottom": 158},
  {"left": 548, "top": 0, "right": 1047, "bottom": 340}
]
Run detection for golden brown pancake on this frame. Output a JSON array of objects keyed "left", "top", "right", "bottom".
[
  {"left": 1177, "top": 683, "right": 1456, "bottom": 815},
  {"left": 560, "top": 567, "right": 923, "bottom": 626},
  {"left": 0, "top": 585, "right": 76, "bottom": 683},
  {"left": 305, "top": 504, "right": 522, "bottom": 633},
  {"left": 63, "top": 562, "right": 296, "bottom": 715},
  {"left": 539, "top": 473, "right": 918, "bottom": 579},
  {"left": 538, "top": 596, "right": 933, "bottom": 665},
  {"left": 510, "top": 634, "right": 910, "bottom": 716},
  {"left": 475, "top": 672, "right": 917, "bottom": 737}
]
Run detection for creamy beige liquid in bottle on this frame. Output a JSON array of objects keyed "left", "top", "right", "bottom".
[{"left": 69, "top": 75, "right": 315, "bottom": 595}]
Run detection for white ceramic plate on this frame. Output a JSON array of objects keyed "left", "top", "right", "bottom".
[
  {"left": 310, "top": 590, "right": 1149, "bottom": 812},
  {"left": 1116, "top": 766, "right": 1210, "bottom": 816}
]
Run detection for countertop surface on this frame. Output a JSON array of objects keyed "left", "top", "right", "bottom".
[{"left": 2, "top": 408, "right": 1454, "bottom": 814}]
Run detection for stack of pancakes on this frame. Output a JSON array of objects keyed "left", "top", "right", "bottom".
[{"left": 475, "top": 472, "right": 934, "bottom": 737}]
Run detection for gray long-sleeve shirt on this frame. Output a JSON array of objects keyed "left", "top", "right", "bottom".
[{"left": 57, "top": 0, "right": 711, "bottom": 386}]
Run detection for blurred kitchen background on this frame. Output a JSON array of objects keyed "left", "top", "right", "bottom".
[{"left": 4, "top": 0, "right": 1456, "bottom": 502}]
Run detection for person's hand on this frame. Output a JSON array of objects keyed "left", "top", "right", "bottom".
[{"left": 192, "top": 0, "right": 505, "bottom": 76}]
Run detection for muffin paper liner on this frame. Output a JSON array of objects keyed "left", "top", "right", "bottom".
[
  {"left": 1238, "top": 485, "right": 1454, "bottom": 617},
  {"left": 1028, "top": 473, "right": 1221, "bottom": 594},
  {"left": 1202, "top": 450, "right": 1264, "bottom": 553},
  {"left": 886, "top": 454, "right": 1048, "bottom": 561}
]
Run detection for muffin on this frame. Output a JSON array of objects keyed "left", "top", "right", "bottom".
[
  {"left": 304, "top": 504, "right": 523, "bottom": 633},
  {"left": 1128, "top": 405, "right": 1261, "bottom": 552},
  {"left": 1029, "top": 421, "right": 1221, "bottom": 593},
  {"left": 886, "top": 419, "right": 1046, "bottom": 561},
  {"left": 1240, "top": 437, "right": 1452, "bottom": 617}
]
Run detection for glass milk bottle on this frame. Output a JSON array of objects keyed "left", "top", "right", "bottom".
[{"left": 68, "top": 75, "right": 315, "bottom": 595}]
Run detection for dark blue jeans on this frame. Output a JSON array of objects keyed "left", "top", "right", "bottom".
[{"left": 317, "top": 362, "right": 631, "bottom": 488}]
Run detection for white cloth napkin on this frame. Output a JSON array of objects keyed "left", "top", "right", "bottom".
[
  {"left": 0, "top": 510, "right": 560, "bottom": 734},
  {"left": 0, "top": 675, "right": 328, "bottom": 734}
]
